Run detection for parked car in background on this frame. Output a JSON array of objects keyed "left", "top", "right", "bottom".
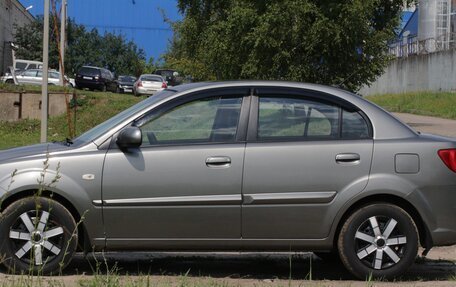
[
  {"left": 0, "top": 82, "right": 456, "bottom": 278},
  {"left": 115, "top": 75, "right": 136, "bottom": 94},
  {"left": 0, "top": 69, "right": 73, "bottom": 87},
  {"left": 133, "top": 74, "right": 167, "bottom": 96},
  {"left": 1, "top": 59, "right": 43, "bottom": 79},
  {"left": 14, "top": 59, "right": 43, "bottom": 72},
  {"left": 154, "top": 69, "right": 181, "bottom": 86},
  {"left": 75, "top": 66, "right": 116, "bottom": 92}
]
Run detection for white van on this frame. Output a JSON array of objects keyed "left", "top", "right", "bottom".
[{"left": 14, "top": 59, "right": 43, "bottom": 71}]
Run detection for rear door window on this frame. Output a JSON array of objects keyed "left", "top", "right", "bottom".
[
  {"left": 255, "top": 93, "right": 371, "bottom": 141},
  {"left": 258, "top": 97, "right": 340, "bottom": 140}
]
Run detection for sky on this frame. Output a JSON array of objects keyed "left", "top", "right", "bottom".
[{"left": 18, "top": 0, "right": 181, "bottom": 60}]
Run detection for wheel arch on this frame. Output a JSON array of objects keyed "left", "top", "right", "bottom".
[
  {"left": 333, "top": 194, "right": 433, "bottom": 251},
  {"left": 0, "top": 189, "right": 89, "bottom": 252}
]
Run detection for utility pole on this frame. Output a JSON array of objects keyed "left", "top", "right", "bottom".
[
  {"left": 59, "top": 0, "right": 67, "bottom": 86},
  {"left": 41, "top": 0, "right": 50, "bottom": 143}
]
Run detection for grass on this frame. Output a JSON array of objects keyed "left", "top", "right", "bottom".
[
  {"left": 366, "top": 91, "right": 456, "bottom": 120},
  {"left": 0, "top": 88, "right": 144, "bottom": 150},
  {"left": 0, "top": 83, "right": 71, "bottom": 93}
]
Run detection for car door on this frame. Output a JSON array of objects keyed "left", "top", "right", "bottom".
[
  {"left": 19, "top": 70, "right": 37, "bottom": 85},
  {"left": 101, "top": 88, "right": 250, "bottom": 248},
  {"left": 241, "top": 87, "right": 373, "bottom": 240}
]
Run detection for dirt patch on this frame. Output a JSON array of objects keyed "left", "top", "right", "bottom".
[{"left": 0, "top": 250, "right": 454, "bottom": 286}]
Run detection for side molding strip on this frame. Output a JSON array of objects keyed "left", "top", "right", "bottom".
[
  {"left": 243, "top": 191, "right": 337, "bottom": 205},
  {"left": 95, "top": 194, "right": 242, "bottom": 207}
]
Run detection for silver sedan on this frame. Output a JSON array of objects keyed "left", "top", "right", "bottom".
[
  {"left": 0, "top": 81, "right": 455, "bottom": 278},
  {"left": 1, "top": 69, "right": 73, "bottom": 87}
]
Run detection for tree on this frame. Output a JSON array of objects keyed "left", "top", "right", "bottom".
[
  {"left": 14, "top": 17, "right": 147, "bottom": 76},
  {"left": 165, "top": 0, "right": 413, "bottom": 91}
]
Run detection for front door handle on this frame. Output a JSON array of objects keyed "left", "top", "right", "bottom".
[
  {"left": 336, "top": 153, "right": 360, "bottom": 164},
  {"left": 206, "top": 156, "right": 231, "bottom": 168}
]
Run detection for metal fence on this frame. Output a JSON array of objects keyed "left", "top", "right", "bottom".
[{"left": 388, "top": 33, "right": 456, "bottom": 57}]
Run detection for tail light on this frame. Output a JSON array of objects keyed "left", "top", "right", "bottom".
[
  {"left": 162, "top": 82, "right": 167, "bottom": 89},
  {"left": 438, "top": 149, "right": 456, "bottom": 173},
  {"left": 137, "top": 81, "right": 142, "bottom": 87}
]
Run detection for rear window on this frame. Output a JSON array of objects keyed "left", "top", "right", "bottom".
[
  {"left": 78, "top": 67, "right": 100, "bottom": 77},
  {"left": 141, "top": 76, "right": 162, "bottom": 82}
]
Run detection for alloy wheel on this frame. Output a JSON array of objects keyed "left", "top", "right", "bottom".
[
  {"left": 9, "top": 210, "right": 65, "bottom": 266},
  {"left": 354, "top": 215, "right": 407, "bottom": 270}
]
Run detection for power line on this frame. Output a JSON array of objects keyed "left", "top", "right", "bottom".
[{"left": 81, "top": 24, "right": 172, "bottom": 32}]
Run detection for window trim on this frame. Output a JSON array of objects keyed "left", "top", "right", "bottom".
[
  {"left": 111, "top": 87, "right": 251, "bottom": 149},
  {"left": 248, "top": 87, "right": 373, "bottom": 142}
]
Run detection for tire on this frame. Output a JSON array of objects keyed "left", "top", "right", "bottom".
[
  {"left": 337, "top": 203, "right": 418, "bottom": 280},
  {"left": 0, "top": 197, "right": 78, "bottom": 275},
  {"left": 100, "top": 84, "right": 107, "bottom": 92},
  {"left": 5, "top": 79, "right": 14, "bottom": 84}
]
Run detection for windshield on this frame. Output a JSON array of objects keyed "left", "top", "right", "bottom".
[{"left": 74, "top": 89, "right": 176, "bottom": 144}]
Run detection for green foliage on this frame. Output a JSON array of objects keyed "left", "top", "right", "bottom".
[
  {"left": 14, "top": 17, "right": 147, "bottom": 77},
  {"left": 166, "top": 0, "right": 414, "bottom": 91}
]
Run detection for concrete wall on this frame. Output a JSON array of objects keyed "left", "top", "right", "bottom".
[
  {"left": 0, "top": 0, "right": 34, "bottom": 75},
  {"left": 0, "top": 92, "right": 71, "bottom": 121},
  {"left": 359, "top": 49, "right": 456, "bottom": 95}
]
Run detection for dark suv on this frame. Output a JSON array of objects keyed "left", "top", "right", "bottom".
[{"left": 75, "top": 66, "right": 117, "bottom": 92}]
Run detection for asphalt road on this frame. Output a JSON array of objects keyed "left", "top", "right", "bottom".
[{"left": 394, "top": 112, "right": 456, "bottom": 137}]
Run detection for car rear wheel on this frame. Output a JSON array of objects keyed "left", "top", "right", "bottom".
[
  {"left": 5, "top": 79, "right": 14, "bottom": 84},
  {"left": 337, "top": 203, "right": 418, "bottom": 279},
  {"left": 0, "top": 197, "right": 78, "bottom": 274}
]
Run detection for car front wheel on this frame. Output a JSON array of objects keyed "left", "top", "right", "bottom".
[
  {"left": 0, "top": 197, "right": 78, "bottom": 274},
  {"left": 337, "top": 203, "right": 418, "bottom": 279}
]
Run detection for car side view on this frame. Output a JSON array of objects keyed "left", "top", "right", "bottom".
[{"left": 0, "top": 81, "right": 455, "bottom": 278}]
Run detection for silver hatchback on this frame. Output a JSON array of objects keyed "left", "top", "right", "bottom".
[{"left": 0, "top": 82, "right": 455, "bottom": 278}]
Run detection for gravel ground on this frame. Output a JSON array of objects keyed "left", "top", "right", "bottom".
[{"left": 0, "top": 113, "right": 455, "bottom": 286}]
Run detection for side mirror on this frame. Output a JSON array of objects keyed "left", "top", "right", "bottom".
[{"left": 117, "top": 127, "right": 142, "bottom": 149}]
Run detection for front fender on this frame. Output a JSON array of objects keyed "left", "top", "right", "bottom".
[{"left": 0, "top": 164, "right": 104, "bottom": 247}]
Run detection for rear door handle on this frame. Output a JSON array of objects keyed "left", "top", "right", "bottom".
[
  {"left": 336, "top": 153, "right": 360, "bottom": 164},
  {"left": 206, "top": 156, "right": 231, "bottom": 168}
]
